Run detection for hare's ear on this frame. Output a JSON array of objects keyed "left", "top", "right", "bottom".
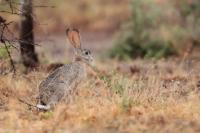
[{"left": 66, "top": 28, "right": 81, "bottom": 49}]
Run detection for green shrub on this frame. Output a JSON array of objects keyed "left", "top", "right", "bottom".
[
  {"left": 109, "top": 34, "right": 176, "bottom": 60},
  {"left": 142, "top": 40, "right": 175, "bottom": 59},
  {"left": 109, "top": 31, "right": 145, "bottom": 60}
]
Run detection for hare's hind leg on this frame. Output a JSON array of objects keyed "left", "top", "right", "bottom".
[
  {"left": 45, "top": 90, "right": 65, "bottom": 110},
  {"left": 37, "top": 83, "right": 65, "bottom": 110},
  {"left": 64, "top": 88, "right": 76, "bottom": 104}
]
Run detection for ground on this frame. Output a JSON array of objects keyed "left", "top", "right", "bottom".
[
  {"left": 0, "top": 58, "right": 200, "bottom": 133},
  {"left": 1, "top": 0, "right": 200, "bottom": 132}
]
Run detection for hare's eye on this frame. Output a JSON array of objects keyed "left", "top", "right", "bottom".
[{"left": 85, "top": 51, "right": 89, "bottom": 55}]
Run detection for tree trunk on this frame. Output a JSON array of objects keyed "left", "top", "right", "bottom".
[{"left": 20, "top": 0, "right": 38, "bottom": 69}]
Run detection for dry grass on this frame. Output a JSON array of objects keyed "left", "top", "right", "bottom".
[{"left": 0, "top": 59, "right": 200, "bottom": 133}]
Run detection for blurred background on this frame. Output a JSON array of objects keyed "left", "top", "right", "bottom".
[{"left": 0, "top": 0, "right": 200, "bottom": 67}]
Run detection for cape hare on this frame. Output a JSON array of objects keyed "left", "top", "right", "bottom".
[{"left": 37, "top": 28, "right": 93, "bottom": 110}]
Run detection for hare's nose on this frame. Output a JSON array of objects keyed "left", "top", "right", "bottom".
[{"left": 90, "top": 56, "right": 94, "bottom": 62}]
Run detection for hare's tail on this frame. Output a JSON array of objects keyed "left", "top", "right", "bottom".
[
  {"left": 36, "top": 104, "right": 50, "bottom": 110},
  {"left": 18, "top": 98, "right": 50, "bottom": 111}
]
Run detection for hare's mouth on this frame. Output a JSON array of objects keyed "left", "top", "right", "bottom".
[
  {"left": 85, "top": 57, "right": 93, "bottom": 64},
  {"left": 82, "top": 56, "right": 94, "bottom": 66}
]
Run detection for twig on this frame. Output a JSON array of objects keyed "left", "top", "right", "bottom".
[
  {"left": 3, "top": 41, "right": 16, "bottom": 74},
  {"left": 0, "top": 17, "right": 16, "bottom": 74},
  {"left": 8, "top": 0, "right": 14, "bottom": 14},
  {"left": 4, "top": 38, "right": 19, "bottom": 50},
  {"left": 3, "top": 1, "right": 55, "bottom": 8},
  {"left": 0, "top": 10, "right": 21, "bottom": 15}
]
